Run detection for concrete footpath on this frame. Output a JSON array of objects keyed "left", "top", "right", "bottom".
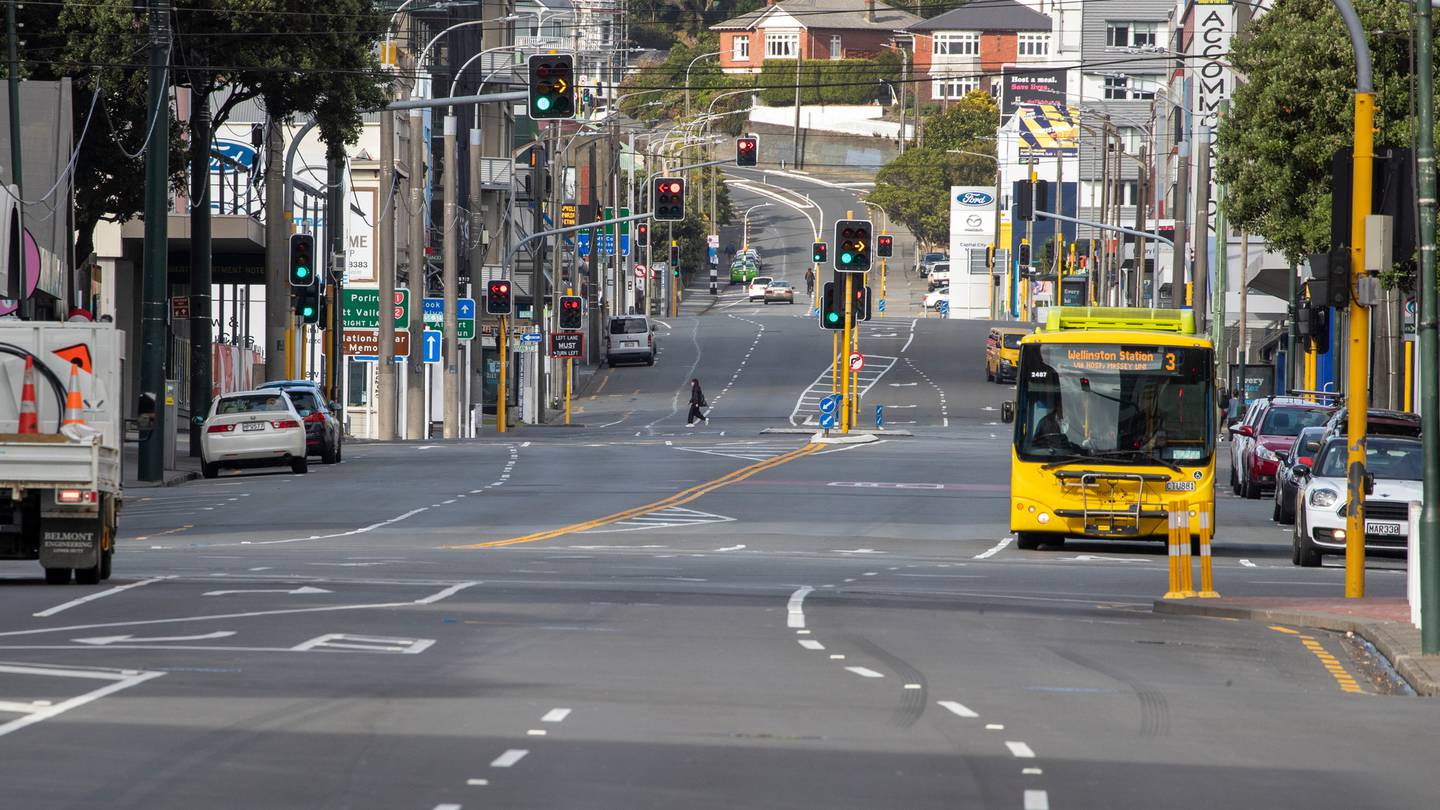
[
  {"left": 122, "top": 433, "right": 202, "bottom": 489},
  {"left": 1156, "top": 596, "right": 1440, "bottom": 696}
]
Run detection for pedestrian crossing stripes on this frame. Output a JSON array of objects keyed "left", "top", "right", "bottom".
[
  {"left": 578, "top": 506, "right": 735, "bottom": 534},
  {"left": 673, "top": 443, "right": 800, "bottom": 462}
]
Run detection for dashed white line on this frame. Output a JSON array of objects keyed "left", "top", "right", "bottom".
[
  {"left": 975, "top": 537, "right": 1014, "bottom": 559},
  {"left": 799, "top": 639, "right": 825, "bottom": 650},
  {"left": 542, "top": 708, "right": 571, "bottom": 723},
  {"left": 1022, "top": 768, "right": 1044, "bottom": 775},
  {"left": 1024, "top": 789, "right": 1050, "bottom": 810},
  {"left": 829, "top": 654, "right": 846, "bottom": 659},
  {"left": 845, "top": 666, "right": 884, "bottom": 678},
  {"left": 1006, "top": 741, "right": 1037, "bottom": 758},
  {"left": 466, "top": 778, "right": 489, "bottom": 786},
  {"left": 434, "top": 804, "right": 462, "bottom": 810},
  {"left": 490, "top": 749, "right": 528, "bottom": 768},
  {"left": 787, "top": 586, "right": 814, "bottom": 629},
  {"left": 986, "top": 723, "right": 1005, "bottom": 730},
  {"left": 938, "top": 701, "right": 978, "bottom": 718},
  {"left": 904, "top": 683, "right": 922, "bottom": 690},
  {"left": 1240, "top": 559, "right": 1257, "bottom": 568},
  {"left": 527, "top": 729, "right": 547, "bottom": 736}
]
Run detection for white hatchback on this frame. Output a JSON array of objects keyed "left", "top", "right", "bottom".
[
  {"left": 200, "top": 390, "right": 308, "bottom": 478},
  {"left": 748, "top": 275, "right": 773, "bottom": 301},
  {"left": 1293, "top": 435, "right": 1420, "bottom": 566}
]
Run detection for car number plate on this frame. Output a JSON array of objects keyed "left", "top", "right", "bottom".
[
  {"left": 1366, "top": 521, "right": 1403, "bottom": 536},
  {"left": 1164, "top": 481, "right": 1196, "bottom": 492},
  {"left": 242, "top": 422, "right": 265, "bottom": 432}
]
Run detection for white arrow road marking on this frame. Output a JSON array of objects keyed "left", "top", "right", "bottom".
[
  {"left": 74, "top": 631, "right": 236, "bottom": 646},
  {"left": 203, "top": 586, "right": 332, "bottom": 597}
]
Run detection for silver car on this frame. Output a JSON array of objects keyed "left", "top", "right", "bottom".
[{"left": 605, "top": 315, "right": 655, "bottom": 367}]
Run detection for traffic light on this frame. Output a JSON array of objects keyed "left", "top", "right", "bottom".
[
  {"left": 637, "top": 221, "right": 649, "bottom": 248},
  {"left": 1309, "top": 305, "right": 1331, "bottom": 354},
  {"left": 1306, "top": 248, "right": 1351, "bottom": 310},
  {"left": 853, "top": 285, "right": 873, "bottom": 322},
  {"left": 877, "top": 234, "right": 893, "bottom": 258},
  {"left": 1018, "top": 240, "right": 1032, "bottom": 268},
  {"left": 820, "top": 281, "right": 842, "bottom": 330},
  {"left": 294, "top": 283, "right": 320, "bottom": 325},
  {"left": 558, "top": 295, "right": 583, "bottom": 330},
  {"left": 486, "top": 279, "right": 512, "bottom": 315},
  {"left": 289, "top": 234, "right": 315, "bottom": 287},
  {"left": 986, "top": 244, "right": 995, "bottom": 270},
  {"left": 735, "top": 135, "right": 758, "bottom": 166},
  {"left": 669, "top": 242, "right": 679, "bottom": 267},
  {"left": 834, "top": 219, "right": 872, "bottom": 272},
  {"left": 812, "top": 242, "right": 827, "bottom": 263},
  {"left": 527, "top": 53, "right": 575, "bottom": 120},
  {"left": 654, "top": 177, "right": 685, "bottom": 221},
  {"left": 1015, "top": 180, "right": 1034, "bottom": 221}
]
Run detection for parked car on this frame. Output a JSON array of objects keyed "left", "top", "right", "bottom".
[
  {"left": 738, "top": 248, "right": 763, "bottom": 270},
  {"left": 730, "top": 259, "right": 759, "bottom": 284},
  {"left": 1293, "top": 435, "right": 1421, "bottom": 566},
  {"left": 923, "top": 286, "right": 949, "bottom": 310},
  {"left": 927, "top": 264, "right": 951, "bottom": 292},
  {"left": 1320, "top": 406, "right": 1420, "bottom": 440},
  {"left": 200, "top": 390, "right": 307, "bottom": 478},
  {"left": 1273, "top": 425, "right": 1325, "bottom": 524},
  {"left": 1235, "top": 402, "right": 1333, "bottom": 499},
  {"left": 605, "top": 314, "right": 655, "bottom": 367},
  {"left": 748, "top": 275, "right": 774, "bottom": 301},
  {"left": 985, "top": 327, "right": 1028, "bottom": 384},
  {"left": 918, "top": 251, "right": 947, "bottom": 277},
  {"left": 258, "top": 380, "right": 343, "bottom": 464},
  {"left": 1228, "top": 396, "right": 1309, "bottom": 495},
  {"left": 762, "top": 280, "right": 795, "bottom": 304}
]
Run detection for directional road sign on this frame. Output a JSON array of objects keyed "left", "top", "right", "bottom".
[
  {"left": 577, "top": 231, "right": 591, "bottom": 259},
  {"left": 877, "top": 298, "right": 887, "bottom": 313},
  {"left": 550, "top": 332, "right": 583, "bottom": 358},
  {"left": 343, "top": 329, "right": 409, "bottom": 359},
  {"left": 422, "top": 330, "right": 442, "bottom": 363},
  {"left": 818, "top": 395, "right": 839, "bottom": 415},
  {"left": 422, "top": 297, "right": 476, "bottom": 339},
  {"left": 875, "top": 404, "right": 884, "bottom": 429},
  {"left": 342, "top": 288, "right": 409, "bottom": 329},
  {"left": 938, "top": 301, "right": 950, "bottom": 317},
  {"left": 819, "top": 410, "right": 838, "bottom": 430},
  {"left": 635, "top": 263, "right": 647, "bottom": 278},
  {"left": 520, "top": 330, "right": 543, "bottom": 342},
  {"left": 849, "top": 352, "right": 865, "bottom": 372}
]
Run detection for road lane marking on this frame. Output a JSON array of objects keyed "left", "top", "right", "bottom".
[
  {"left": 904, "top": 683, "right": 922, "bottom": 690},
  {"left": 33, "top": 576, "right": 174, "bottom": 618},
  {"left": 1006, "top": 741, "right": 1036, "bottom": 758},
  {"left": 0, "top": 664, "right": 164, "bottom": 739},
  {"left": 491, "top": 749, "right": 528, "bottom": 768},
  {"left": 845, "top": 666, "right": 884, "bottom": 678},
  {"left": 1024, "top": 790, "right": 1050, "bottom": 810},
  {"left": 1240, "top": 559, "right": 1257, "bottom": 567},
  {"left": 461, "top": 444, "right": 820, "bottom": 548},
  {"left": 975, "top": 537, "right": 1014, "bottom": 559},
  {"left": 829, "top": 654, "right": 845, "bottom": 659},
  {"left": 799, "top": 639, "right": 825, "bottom": 650},
  {"left": 415, "top": 582, "right": 478, "bottom": 605},
  {"left": 433, "top": 804, "right": 462, "bottom": 809},
  {"left": 938, "top": 701, "right": 978, "bottom": 718},
  {"left": 1022, "top": 768, "right": 1043, "bottom": 775},
  {"left": 466, "top": 779, "right": 489, "bottom": 786},
  {"left": 986, "top": 724, "right": 1005, "bottom": 730},
  {"left": 787, "top": 586, "right": 814, "bottom": 628},
  {"left": 527, "top": 729, "right": 546, "bottom": 736},
  {"left": 542, "top": 708, "right": 571, "bottom": 723},
  {"left": 716, "top": 544, "right": 746, "bottom": 552}
]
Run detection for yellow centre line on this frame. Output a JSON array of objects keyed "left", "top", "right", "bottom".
[
  {"left": 454, "top": 443, "right": 822, "bottom": 549},
  {"left": 1269, "top": 626, "right": 1366, "bottom": 694}
]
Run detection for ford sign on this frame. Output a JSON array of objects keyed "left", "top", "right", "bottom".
[{"left": 956, "top": 191, "right": 994, "bottom": 206}]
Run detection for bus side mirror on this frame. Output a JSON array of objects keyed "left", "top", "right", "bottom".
[{"left": 1001, "top": 401, "right": 1014, "bottom": 424}]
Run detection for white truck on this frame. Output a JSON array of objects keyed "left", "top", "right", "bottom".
[{"left": 0, "top": 321, "right": 122, "bottom": 584}]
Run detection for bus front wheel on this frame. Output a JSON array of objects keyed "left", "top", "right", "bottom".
[{"left": 1016, "top": 532, "right": 1045, "bottom": 551}]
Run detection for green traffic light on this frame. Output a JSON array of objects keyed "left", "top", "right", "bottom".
[
  {"left": 826, "top": 312, "right": 839, "bottom": 323},
  {"left": 536, "top": 96, "right": 552, "bottom": 111},
  {"left": 297, "top": 266, "right": 309, "bottom": 278},
  {"left": 840, "top": 252, "right": 853, "bottom": 264},
  {"left": 302, "top": 307, "right": 315, "bottom": 317}
]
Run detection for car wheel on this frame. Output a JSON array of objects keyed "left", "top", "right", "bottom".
[
  {"left": 202, "top": 462, "right": 219, "bottom": 479},
  {"left": 291, "top": 458, "right": 309, "bottom": 475},
  {"left": 1295, "top": 523, "right": 1323, "bottom": 567},
  {"left": 44, "top": 567, "right": 71, "bottom": 585},
  {"left": 1229, "top": 464, "right": 1237, "bottom": 490},
  {"left": 336, "top": 439, "right": 343, "bottom": 463},
  {"left": 646, "top": 356, "right": 655, "bottom": 366},
  {"left": 100, "top": 548, "right": 113, "bottom": 581},
  {"left": 1271, "top": 498, "right": 1282, "bottom": 523},
  {"left": 322, "top": 437, "right": 339, "bottom": 465},
  {"left": 75, "top": 558, "right": 102, "bottom": 586},
  {"left": 1015, "top": 532, "right": 1042, "bottom": 551},
  {"left": 1243, "top": 476, "right": 1260, "bottom": 500}
]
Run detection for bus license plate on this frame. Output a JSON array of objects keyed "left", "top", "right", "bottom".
[
  {"left": 1165, "top": 481, "right": 1195, "bottom": 492},
  {"left": 1366, "top": 521, "right": 1403, "bottom": 536}
]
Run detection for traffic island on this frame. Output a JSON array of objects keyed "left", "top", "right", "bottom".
[{"left": 1154, "top": 596, "right": 1440, "bottom": 696}]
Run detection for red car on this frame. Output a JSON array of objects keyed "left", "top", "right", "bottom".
[{"left": 1236, "top": 403, "right": 1333, "bottom": 499}]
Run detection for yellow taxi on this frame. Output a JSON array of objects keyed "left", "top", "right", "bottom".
[{"left": 985, "top": 327, "right": 1029, "bottom": 384}]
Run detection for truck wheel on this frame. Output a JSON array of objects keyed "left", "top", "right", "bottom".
[
  {"left": 100, "top": 548, "right": 113, "bottom": 581},
  {"left": 75, "top": 560, "right": 102, "bottom": 585},
  {"left": 45, "top": 568, "right": 71, "bottom": 585}
]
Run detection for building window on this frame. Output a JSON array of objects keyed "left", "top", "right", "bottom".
[
  {"left": 933, "top": 32, "right": 979, "bottom": 56},
  {"left": 1103, "top": 75, "right": 1129, "bottom": 99},
  {"left": 830, "top": 34, "right": 843, "bottom": 60},
  {"left": 1107, "top": 21, "right": 1158, "bottom": 49},
  {"left": 932, "top": 76, "right": 978, "bottom": 100},
  {"left": 733, "top": 35, "right": 749, "bottom": 61},
  {"left": 766, "top": 31, "right": 799, "bottom": 59},
  {"left": 1017, "top": 33, "right": 1049, "bottom": 57}
]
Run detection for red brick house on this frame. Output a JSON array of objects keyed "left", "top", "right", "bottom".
[
  {"left": 907, "top": 0, "right": 1055, "bottom": 103},
  {"left": 712, "top": 0, "right": 921, "bottom": 74}
]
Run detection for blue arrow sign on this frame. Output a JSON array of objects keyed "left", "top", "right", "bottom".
[
  {"left": 818, "top": 395, "right": 838, "bottom": 415},
  {"left": 875, "top": 404, "right": 884, "bottom": 429},
  {"left": 520, "top": 331, "right": 543, "bottom": 342},
  {"left": 422, "top": 330, "right": 442, "bottom": 363},
  {"left": 819, "top": 410, "right": 837, "bottom": 430},
  {"left": 939, "top": 301, "right": 950, "bottom": 317},
  {"left": 621, "top": 234, "right": 630, "bottom": 258},
  {"left": 577, "top": 232, "right": 591, "bottom": 259},
  {"left": 877, "top": 298, "right": 887, "bottom": 313}
]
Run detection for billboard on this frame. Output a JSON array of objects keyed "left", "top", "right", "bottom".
[
  {"left": 1017, "top": 104, "right": 1079, "bottom": 158},
  {"left": 949, "top": 187, "right": 996, "bottom": 253},
  {"left": 1001, "top": 68, "right": 1068, "bottom": 116}
]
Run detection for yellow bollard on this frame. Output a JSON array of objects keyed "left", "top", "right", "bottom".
[
  {"left": 1178, "top": 506, "right": 1197, "bottom": 598},
  {"left": 1163, "top": 499, "right": 1186, "bottom": 599},
  {"left": 1198, "top": 506, "right": 1220, "bottom": 598}
]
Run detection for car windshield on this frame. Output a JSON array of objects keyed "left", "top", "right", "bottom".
[
  {"left": 923, "top": 253, "right": 946, "bottom": 262},
  {"left": 1015, "top": 343, "right": 1215, "bottom": 465},
  {"left": 1002, "top": 334, "right": 1024, "bottom": 349},
  {"left": 1260, "top": 407, "right": 1330, "bottom": 436},
  {"left": 768, "top": 281, "right": 790, "bottom": 289},
  {"left": 1316, "top": 438, "right": 1423, "bottom": 480},
  {"left": 217, "top": 394, "right": 288, "bottom": 415},
  {"left": 609, "top": 318, "right": 648, "bottom": 334}
]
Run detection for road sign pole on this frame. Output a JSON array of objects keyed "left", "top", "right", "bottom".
[
  {"left": 880, "top": 258, "right": 887, "bottom": 318},
  {"left": 851, "top": 324, "right": 861, "bottom": 427},
  {"left": 498, "top": 315, "right": 507, "bottom": 434},
  {"left": 832, "top": 332, "right": 839, "bottom": 394},
  {"left": 842, "top": 272, "right": 853, "bottom": 433},
  {"left": 566, "top": 356, "right": 572, "bottom": 426}
]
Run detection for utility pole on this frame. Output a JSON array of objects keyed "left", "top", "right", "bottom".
[
  {"left": 1239, "top": 229, "right": 1250, "bottom": 367},
  {"left": 406, "top": 109, "right": 425, "bottom": 439},
  {"left": 1134, "top": 144, "right": 1149, "bottom": 308},
  {"left": 1214, "top": 129, "right": 1229, "bottom": 363},
  {"left": 792, "top": 50, "right": 802, "bottom": 169},
  {"left": 1097, "top": 122, "right": 1111, "bottom": 304},
  {"left": 468, "top": 124, "right": 482, "bottom": 435},
  {"left": 532, "top": 127, "right": 548, "bottom": 423},
  {"left": 1415, "top": 0, "right": 1440, "bottom": 651},
  {"left": 326, "top": 144, "right": 345, "bottom": 413},
  {"left": 1171, "top": 141, "right": 1190, "bottom": 310},
  {"left": 442, "top": 114, "right": 458, "bottom": 438},
  {"left": 378, "top": 108, "right": 397, "bottom": 439},
  {"left": 188, "top": 86, "right": 213, "bottom": 458},
  {"left": 263, "top": 120, "right": 287, "bottom": 382},
  {"left": 5, "top": 0, "right": 23, "bottom": 317},
  {"left": 1193, "top": 126, "right": 1211, "bottom": 332},
  {"left": 138, "top": 0, "right": 172, "bottom": 482}
]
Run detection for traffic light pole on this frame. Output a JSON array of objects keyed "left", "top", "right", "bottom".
[
  {"left": 443, "top": 114, "right": 459, "bottom": 438},
  {"left": 497, "top": 314, "right": 507, "bottom": 434},
  {"left": 1415, "top": 0, "right": 1439, "bottom": 651},
  {"left": 137, "top": 0, "right": 172, "bottom": 482},
  {"left": 841, "top": 272, "right": 853, "bottom": 433}
]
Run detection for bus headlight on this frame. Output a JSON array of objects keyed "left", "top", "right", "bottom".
[
  {"left": 1037, "top": 513, "right": 1050, "bottom": 524},
  {"left": 1309, "top": 488, "right": 1338, "bottom": 508}
]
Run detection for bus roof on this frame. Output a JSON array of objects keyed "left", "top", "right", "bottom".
[{"left": 1042, "top": 307, "right": 1195, "bottom": 334}]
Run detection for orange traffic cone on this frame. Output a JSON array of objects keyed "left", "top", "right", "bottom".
[
  {"left": 62, "top": 363, "right": 85, "bottom": 428},
  {"left": 17, "top": 356, "right": 38, "bottom": 434}
]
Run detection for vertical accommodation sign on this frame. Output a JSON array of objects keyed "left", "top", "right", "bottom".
[{"left": 1193, "top": 0, "right": 1234, "bottom": 225}]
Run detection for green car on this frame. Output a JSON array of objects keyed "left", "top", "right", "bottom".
[{"left": 730, "top": 260, "right": 758, "bottom": 284}]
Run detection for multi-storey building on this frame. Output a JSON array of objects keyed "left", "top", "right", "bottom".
[{"left": 712, "top": 0, "right": 920, "bottom": 75}]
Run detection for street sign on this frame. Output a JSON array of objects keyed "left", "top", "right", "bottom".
[
  {"left": 707, "top": 233, "right": 719, "bottom": 248},
  {"left": 819, "top": 410, "right": 838, "bottom": 430},
  {"left": 342, "top": 288, "right": 409, "bottom": 329},
  {"left": 577, "top": 231, "right": 591, "bottom": 259},
  {"left": 561, "top": 203, "right": 577, "bottom": 227},
  {"left": 170, "top": 296, "right": 190, "bottom": 321},
  {"left": 939, "top": 301, "right": 950, "bottom": 317},
  {"left": 818, "top": 395, "right": 838, "bottom": 415},
  {"left": 875, "top": 404, "right": 884, "bottom": 429},
  {"left": 422, "top": 297, "right": 477, "bottom": 339},
  {"left": 604, "top": 233, "right": 615, "bottom": 254},
  {"left": 343, "top": 329, "right": 409, "bottom": 359},
  {"left": 877, "top": 298, "right": 887, "bottom": 313},
  {"left": 849, "top": 352, "right": 865, "bottom": 372},
  {"left": 550, "top": 332, "right": 583, "bottom": 358},
  {"left": 634, "top": 263, "right": 647, "bottom": 278},
  {"left": 422, "top": 330, "right": 442, "bottom": 363},
  {"left": 621, "top": 234, "right": 630, "bottom": 257},
  {"left": 520, "top": 330, "right": 543, "bottom": 342}
]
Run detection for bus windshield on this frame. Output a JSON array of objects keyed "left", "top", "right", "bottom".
[{"left": 1015, "top": 343, "right": 1215, "bottom": 466}]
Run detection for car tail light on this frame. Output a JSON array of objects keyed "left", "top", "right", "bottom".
[
  {"left": 303, "top": 412, "right": 325, "bottom": 423},
  {"left": 207, "top": 424, "right": 236, "bottom": 433},
  {"left": 271, "top": 419, "right": 301, "bottom": 430},
  {"left": 57, "top": 489, "right": 96, "bottom": 504}
]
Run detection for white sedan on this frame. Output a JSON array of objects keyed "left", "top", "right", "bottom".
[
  {"left": 200, "top": 390, "right": 308, "bottom": 478},
  {"left": 923, "top": 286, "right": 949, "bottom": 310},
  {"left": 748, "top": 275, "right": 774, "bottom": 301},
  {"left": 1293, "top": 435, "right": 1420, "bottom": 566}
]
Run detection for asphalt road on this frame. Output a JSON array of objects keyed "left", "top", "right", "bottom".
[{"left": 0, "top": 174, "right": 1432, "bottom": 809}]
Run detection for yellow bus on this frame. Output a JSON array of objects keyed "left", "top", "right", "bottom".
[{"left": 1000, "top": 307, "right": 1216, "bottom": 549}]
